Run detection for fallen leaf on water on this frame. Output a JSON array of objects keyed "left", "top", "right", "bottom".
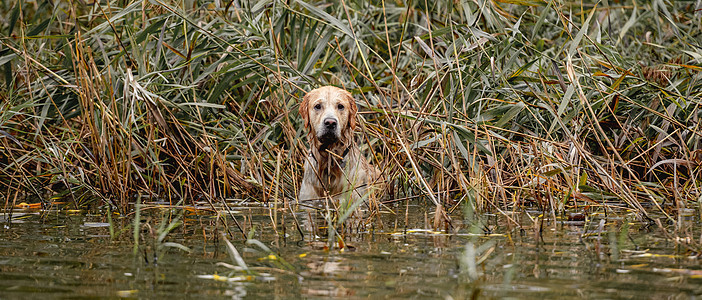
[
  {"left": 197, "top": 274, "right": 254, "bottom": 282},
  {"left": 116, "top": 290, "right": 138, "bottom": 297}
]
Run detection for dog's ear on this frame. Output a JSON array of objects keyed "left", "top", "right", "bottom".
[
  {"left": 299, "top": 91, "right": 311, "bottom": 130},
  {"left": 342, "top": 89, "right": 358, "bottom": 131}
]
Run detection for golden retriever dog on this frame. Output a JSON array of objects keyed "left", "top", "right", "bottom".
[{"left": 298, "top": 86, "right": 380, "bottom": 206}]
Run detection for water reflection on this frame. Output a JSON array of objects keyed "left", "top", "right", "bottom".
[{"left": 0, "top": 204, "right": 701, "bottom": 298}]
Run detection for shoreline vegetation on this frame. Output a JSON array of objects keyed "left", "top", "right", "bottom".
[{"left": 1, "top": 1, "right": 701, "bottom": 242}]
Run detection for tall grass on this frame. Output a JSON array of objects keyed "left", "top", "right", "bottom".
[{"left": 1, "top": 0, "right": 701, "bottom": 229}]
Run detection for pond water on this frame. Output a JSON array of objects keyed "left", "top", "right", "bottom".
[{"left": 1, "top": 201, "right": 701, "bottom": 299}]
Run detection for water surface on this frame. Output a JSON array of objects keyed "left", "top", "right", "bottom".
[{"left": 1, "top": 202, "right": 700, "bottom": 299}]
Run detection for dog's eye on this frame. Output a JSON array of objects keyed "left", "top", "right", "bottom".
[
  {"left": 314, "top": 104, "right": 322, "bottom": 110},
  {"left": 337, "top": 104, "right": 344, "bottom": 110}
]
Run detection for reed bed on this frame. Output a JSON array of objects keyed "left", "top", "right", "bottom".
[{"left": 1, "top": 0, "right": 701, "bottom": 232}]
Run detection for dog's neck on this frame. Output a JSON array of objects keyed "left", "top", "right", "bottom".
[
  {"left": 309, "top": 140, "right": 352, "bottom": 196},
  {"left": 311, "top": 140, "right": 352, "bottom": 169}
]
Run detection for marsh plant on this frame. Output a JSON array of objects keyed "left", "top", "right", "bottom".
[
  {"left": 1, "top": 0, "right": 701, "bottom": 239},
  {"left": 131, "top": 204, "right": 191, "bottom": 264}
]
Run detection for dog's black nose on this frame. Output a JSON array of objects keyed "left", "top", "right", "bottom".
[{"left": 324, "top": 118, "right": 337, "bottom": 129}]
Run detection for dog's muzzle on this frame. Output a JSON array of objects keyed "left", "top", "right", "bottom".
[{"left": 318, "top": 117, "right": 339, "bottom": 144}]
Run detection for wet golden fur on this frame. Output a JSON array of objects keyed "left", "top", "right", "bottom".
[{"left": 298, "top": 86, "right": 380, "bottom": 204}]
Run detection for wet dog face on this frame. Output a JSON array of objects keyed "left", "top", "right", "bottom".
[{"left": 299, "top": 86, "right": 357, "bottom": 148}]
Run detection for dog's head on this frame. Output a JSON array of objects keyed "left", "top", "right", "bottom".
[{"left": 299, "top": 86, "right": 357, "bottom": 148}]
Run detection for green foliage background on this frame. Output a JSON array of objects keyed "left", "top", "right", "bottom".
[{"left": 1, "top": 0, "right": 701, "bottom": 218}]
